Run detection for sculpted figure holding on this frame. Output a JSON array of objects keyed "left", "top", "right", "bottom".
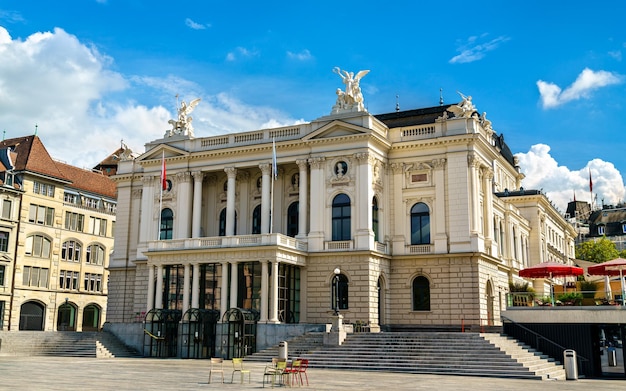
[
  {"left": 332, "top": 67, "right": 369, "bottom": 112},
  {"left": 167, "top": 98, "right": 201, "bottom": 137},
  {"left": 447, "top": 91, "right": 476, "bottom": 118}
]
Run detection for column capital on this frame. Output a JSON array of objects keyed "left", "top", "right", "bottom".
[
  {"left": 225, "top": 167, "right": 237, "bottom": 178},
  {"left": 192, "top": 171, "right": 205, "bottom": 182},
  {"left": 259, "top": 163, "right": 271, "bottom": 175},
  {"left": 308, "top": 156, "right": 325, "bottom": 169},
  {"left": 296, "top": 159, "right": 308, "bottom": 170}
]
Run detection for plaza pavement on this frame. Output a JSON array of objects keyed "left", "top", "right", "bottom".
[{"left": 0, "top": 356, "right": 624, "bottom": 391}]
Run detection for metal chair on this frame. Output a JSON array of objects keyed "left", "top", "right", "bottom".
[
  {"left": 263, "top": 358, "right": 287, "bottom": 388},
  {"left": 208, "top": 357, "right": 224, "bottom": 384},
  {"left": 231, "top": 357, "right": 251, "bottom": 384}
]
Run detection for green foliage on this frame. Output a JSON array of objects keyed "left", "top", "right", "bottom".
[
  {"left": 579, "top": 280, "right": 598, "bottom": 298},
  {"left": 509, "top": 281, "right": 534, "bottom": 293},
  {"left": 620, "top": 249, "right": 626, "bottom": 258},
  {"left": 575, "top": 237, "right": 619, "bottom": 263},
  {"left": 557, "top": 292, "right": 582, "bottom": 305}
]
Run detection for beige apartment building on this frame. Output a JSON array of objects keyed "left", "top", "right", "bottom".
[
  {"left": 106, "top": 74, "right": 576, "bottom": 357},
  {"left": 0, "top": 135, "right": 116, "bottom": 331}
]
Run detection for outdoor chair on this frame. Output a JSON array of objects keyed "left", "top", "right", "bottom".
[
  {"left": 208, "top": 357, "right": 224, "bottom": 384},
  {"left": 283, "top": 359, "right": 302, "bottom": 386},
  {"left": 231, "top": 357, "right": 251, "bottom": 384},
  {"left": 297, "top": 358, "right": 309, "bottom": 386},
  {"left": 263, "top": 358, "right": 287, "bottom": 388}
]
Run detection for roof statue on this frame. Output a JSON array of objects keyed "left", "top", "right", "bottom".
[
  {"left": 166, "top": 98, "right": 201, "bottom": 138},
  {"left": 446, "top": 91, "right": 476, "bottom": 118},
  {"left": 118, "top": 141, "right": 135, "bottom": 161},
  {"left": 331, "top": 67, "right": 370, "bottom": 114}
]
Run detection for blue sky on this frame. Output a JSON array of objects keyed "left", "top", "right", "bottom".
[{"left": 0, "top": 1, "right": 625, "bottom": 212}]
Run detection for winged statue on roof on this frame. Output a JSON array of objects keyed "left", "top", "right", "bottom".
[
  {"left": 446, "top": 91, "right": 476, "bottom": 118},
  {"left": 331, "top": 67, "right": 370, "bottom": 113},
  {"left": 167, "top": 98, "right": 201, "bottom": 137}
]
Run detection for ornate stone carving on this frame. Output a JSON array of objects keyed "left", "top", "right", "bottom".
[
  {"left": 308, "top": 156, "right": 325, "bottom": 169},
  {"left": 166, "top": 98, "right": 201, "bottom": 138},
  {"left": 447, "top": 91, "right": 476, "bottom": 118},
  {"left": 331, "top": 67, "right": 370, "bottom": 114}
]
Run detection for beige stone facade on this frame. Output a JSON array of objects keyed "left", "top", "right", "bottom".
[
  {"left": 0, "top": 136, "right": 116, "bottom": 331},
  {"left": 107, "top": 97, "right": 576, "bottom": 354}
]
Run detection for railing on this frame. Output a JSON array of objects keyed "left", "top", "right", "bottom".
[
  {"left": 407, "top": 244, "right": 432, "bottom": 254},
  {"left": 148, "top": 233, "right": 307, "bottom": 252},
  {"left": 506, "top": 291, "right": 621, "bottom": 308},
  {"left": 197, "top": 125, "right": 305, "bottom": 151},
  {"left": 325, "top": 240, "right": 353, "bottom": 251},
  {"left": 501, "top": 315, "right": 589, "bottom": 366}
]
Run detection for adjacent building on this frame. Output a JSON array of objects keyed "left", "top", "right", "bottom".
[
  {"left": 106, "top": 75, "right": 576, "bottom": 357},
  {"left": 0, "top": 135, "right": 116, "bottom": 331}
]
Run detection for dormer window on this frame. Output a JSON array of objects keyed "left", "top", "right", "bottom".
[
  {"left": 598, "top": 225, "right": 605, "bottom": 235},
  {"left": 622, "top": 223, "right": 626, "bottom": 234},
  {"left": 4, "top": 172, "right": 13, "bottom": 187}
]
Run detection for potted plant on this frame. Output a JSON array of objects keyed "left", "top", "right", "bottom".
[
  {"left": 509, "top": 281, "right": 535, "bottom": 306},
  {"left": 556, "top": 292, "right": 583, "bottom": 306},
  {"left": 579, "top": 280, "right": 598, "bottom": 305}
]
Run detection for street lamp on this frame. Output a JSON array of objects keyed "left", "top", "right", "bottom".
[{"left": 333, "top": 268, "right": 341, "bottom": 316}]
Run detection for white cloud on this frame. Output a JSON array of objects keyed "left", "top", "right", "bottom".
[
  {"left": 225, "top": 47, "right": 258, "bottom": 62},
  {"left": 608, "top": 50, "right": 622, "bottom": 61},
  {"left": 449, "top": 34, "right": 509, "bottom": 64},
  {"left": 287, "top": 49, "right": 312, "bottom": 61},
  {"left": 537, "top": 68, "right": 623, "bottom": 109},
  {"left": 0, "top": 10, "right": 25, "bottom": 23},
  {"left": 516, "top": 144, "right": 626, "bottom": 212},
  {"left": 185, "top": 18, "right": 210, "bottom": 30},
  {"left": 0, "top": 27, "right": 301, "bottom": 169}
]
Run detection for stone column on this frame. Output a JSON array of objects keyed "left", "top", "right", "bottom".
[
  {"left": 191, "top": 263, "right": 200, "bottom": 308},
  {"left": 225, "top": 167, "right": 237, "bottom": 236},
  {"left": 260, "top": 260, "right": 269, "bottom": 322},
  {"left": 146, "top": 264, "right": 155, "bottom": 312},
  {"left": 307, "top": 157, "right": 325, "bottom": 250},
  {"left": 296, "top": 159, "right": 308, "bottom": 238},
  {"left": 260, "top": 163, "right": 271, "bottom": 234},
  {"left": 155, "top": 265, "right": 163, "bottom": 309},
  {"left": 390, "top": 163, "right": 405, "bottom": 254},
  {"left": 183, "top": 263, "right": 191, "bottom": 314},
  {"left": 229, "top": 261, "right": 238, "bottom": 309},
  {"left": 269, "top": 260, "right": 279, "bottom": 323},
  {"left": 433, "top": 159, "right": 448, "bottom": 253},
  {"left": 468, "top": 153, "right": 480, "bottom": 234},
  {"left": 483, "top": 168, "right": 495, "bottom": 253},
  {"left": 176, "top": 172, "right": 193, "bottom": 239},
  {"left": 354, "top": 153, "right": 374, "bottom": 250},
  {"left": 139, "top": 176, "right": 156, "bottom": 242},
  {"left": 220, "top": 262, "right": 229, "bottom": 319},
  {"left": 192, "top": 171, "right": 204, "bottom": 238}
]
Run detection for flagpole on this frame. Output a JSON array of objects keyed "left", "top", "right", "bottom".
[{"left": 589, "top": 168, "right": 593, "bottom": 211}]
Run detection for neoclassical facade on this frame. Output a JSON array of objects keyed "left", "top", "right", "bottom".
[{"left": 107, "top": 79, "right": 576, "bottom": 356}]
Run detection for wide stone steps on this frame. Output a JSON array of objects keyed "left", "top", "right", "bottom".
[
  {"left": 246, "top": 331, "right": 565, "bottom": 380},
  {"left": 0, "top": 331, "right": 141, "bottom": 358}
]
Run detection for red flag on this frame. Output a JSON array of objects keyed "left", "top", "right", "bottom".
[
  {"left": 589, "top": 169, "right": 593, "bottom": 193},
  {"left": 161, "top": 151, "right": 167, "bottom": 191}
]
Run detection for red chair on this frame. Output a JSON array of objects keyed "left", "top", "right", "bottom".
[
  {"left": 297, "top": 359, "right": 309, "bottom": 386},
  {"left": 283, "top": 359, "right": 302, "bottom": 386}
]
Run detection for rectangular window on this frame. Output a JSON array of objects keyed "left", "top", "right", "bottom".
[
  {"left": 28, "top": 204, "right": 54, "bottom": 226},
  {"left": 89, "top": 217, "right": 107, "bottom": 236},
  {"left": 64, "top": 212, "right": 84, "bottom": 232},
  {"left": 0, "top": 265, "right": 5, "bottom": 285},
  {"left": 598, "top": 226, "right": 605, "bottom": 235},
  {"left": 84, "top": 273, "right": 103, "bottom": 292},
  {"left": 33, "top": 181, "right": 55, "bottom": 198},
  {"left": 0, "top": 231, "right": 8, "bottom": 252},
  {"left": 85, "top": 198, "right": 99, "bottom": 209},
  {"left": 1, "top": 199, "right": 11, "bottom": 219},
  {"left": 22, "top": 266, "right": 49, "bottom": 288},
  {"left": 0, "top": 301, "right": 4, "bottom": 329},
  {"left": 64, "top": 193, "right": 78, "bottom": 204},
  {"left": 59, "top": 270, "right": 79, "bottom": 290}
]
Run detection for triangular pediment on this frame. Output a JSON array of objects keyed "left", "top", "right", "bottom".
[
  {"left": 137, "top": 144, "right": 189, "bottom": 164},
  {"left": 302, "top": 120, "right": 372, "bottom": 141}
]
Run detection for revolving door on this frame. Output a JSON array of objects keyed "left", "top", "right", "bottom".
[{"left": 180, "top": 308, "right": 220, "bottom": 359}]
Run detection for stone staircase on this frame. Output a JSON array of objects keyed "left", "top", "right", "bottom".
[
  {"left": 247, "top": 331, "right": 565, "bottom": 380},
  {"left": 0, "top": 331, "right": 141, "bottom": 358}
]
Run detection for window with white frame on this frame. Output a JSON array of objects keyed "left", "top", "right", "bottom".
[
  {"left": 0, "top": 231, "right": 8, "bottom": 252},
  {"left": 64, "top": 192, "right": 78, "bottom": 204},
  {"left": 85, "top": 198, "right": 99, "bottom": 209},
  {"left": 86, "top": 244, "right": 105, "bottom": 265},
  {"left": 64, "top": 212, "right": 84, "bottom": 232},
  {"left": 33, "top": 181, "right": 55, "bottom": 197},
  {"left": 25, "top": 235, "right": 52, "bottom": 258},
  {"left": 22, "top": 266, "right": 49, "bottom": 288},
  {"left": 88, "top": 217, "right": 107, "bottom": 236},
  {"left": 61, "top": 240, "right": 82, "bottom": 262},
  {"left": 1, "top": 199, "right": 11, "bottom": 219},
  {"left": 84, "top": 273, "right": 103, "bottom": 292},
  {"left": 0, "top": 265, "right": 5, "bottom": 286},
  {"left": 59, "top": 270, "right": 79, "bottom": 290},
  {"left": 28, "top": 204, "right": 54, "bottom": 226}
]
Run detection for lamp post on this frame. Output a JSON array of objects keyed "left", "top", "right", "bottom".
[{"left": 333, "top": 268, "right": 341, "bottom": 316}]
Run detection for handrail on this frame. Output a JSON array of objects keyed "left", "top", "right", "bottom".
[
  {"left": 500, "top": 315, "right": 589, "bottom": 363},
  {"left": 143, "top": 329, "right": 165, "bottom": 341}
]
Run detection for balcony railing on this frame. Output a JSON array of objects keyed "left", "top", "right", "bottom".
[
  {"left": 506, "top": 291, "right": 623, "bottom": 308},
  {"left": 407, "top": 244, "right": 432, "bottom": 254},
  {"left": 148, "top": 233, "right": 307, "bottom": 252}
]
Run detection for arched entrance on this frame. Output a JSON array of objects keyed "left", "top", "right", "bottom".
[
  {"left": 222, "top": 308, "right": 259, "bottom": 359},
  {"left": 143, "top": 309, "right": 182, "bottom": 358},
  {"left": 19, "top": 301, "right": 45, "bottom": 330},
  {"left": 180, "top": 308, "right": 220, "bottom": 359},
  {"left": 57, "top": 301, "right": 77, "bottom": 331},
  {"left": 486, "top": 280, "right": 494, "bottom": 326},
  {"left": 82, "top": 304, "right": 101, "bottom": 331}
]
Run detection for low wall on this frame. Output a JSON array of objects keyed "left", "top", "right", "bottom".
[{"left": 102, "top": 322, "right": 145, "bottom": 353}]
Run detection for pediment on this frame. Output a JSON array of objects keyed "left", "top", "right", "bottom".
[
  {"left": 302, "top": 120, "right": 372, "bottom": 141},
  {"left": 136, "top": 144, "right": 189, "bottom": 164}
]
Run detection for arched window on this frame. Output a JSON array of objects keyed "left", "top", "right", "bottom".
[
  {"left": 331, "top": 273, "right": 349, "bottom": 311},
  {"left": 252, "top": 205, "right": 261, "bottom": 234},
  {"left": 86, "top": 244, "right": 105, "bottom": 265},
  {"left": 410, "top": 203, "right": 430, "bottom": 245},
  {"left": 25, "top": 235, "right": 52, "bottom": 258},
  {"left": 332, "top": 193, "right": 351, "bottom": 241},
  {"left": 159, "top": 208, "right": 173, "bottom": 240},
  {"left": 372, "top": 197, "right": 379, "bottom": 242},
  {"left": 287, "top": 202, "right": 299, "bottom": 237},
  {"left": 61, "top": 240, "right": 82, "bottom": 262},
  {"left": 219, "top": 209, "right": 237, "bottom": 236},
  {"left": 412, "top": 275, "right": 430, "bottom": 311}
]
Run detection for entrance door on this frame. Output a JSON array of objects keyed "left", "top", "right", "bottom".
[
  {"left": 486, "top": 281, "right": 494, "bottom": 326},
  {"left": 82, "top": 304, "right": 100, "bottom": 331},
  {"left": 57, "top": 302, "right": 76, "bottom": 331},
  {"left": 19, "top": 301, "right": 44, "bottom": 330}
]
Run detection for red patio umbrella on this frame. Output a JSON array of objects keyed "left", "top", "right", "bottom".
[
  {"left": 588, "top": 258, "right": 626, "bottom": 305},
  {"left": 519, "top": 262, "right": 584, "bottom": 305}
]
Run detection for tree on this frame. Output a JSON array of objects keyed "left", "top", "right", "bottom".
[{"left": 575, "top": 237, "right": 619, "bottom": 263}]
